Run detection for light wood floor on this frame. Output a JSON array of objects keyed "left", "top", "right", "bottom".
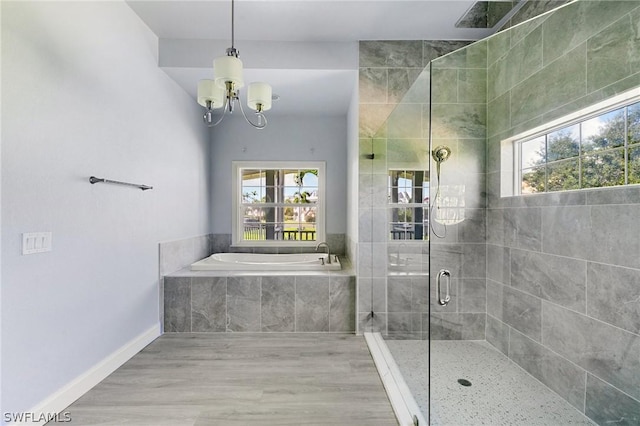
[{"left": 58, "top": 334, "right": 398, "bottom": 425}]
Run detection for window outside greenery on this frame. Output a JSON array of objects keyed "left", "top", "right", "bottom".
[
  {"left": 239, "top": 167, "right": 320, "bottom": 242},
  {"left": 519, "top": 101, "right": 640, "bottom": 194}
]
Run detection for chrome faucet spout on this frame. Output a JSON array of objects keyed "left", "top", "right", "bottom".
[{"left": 315, "top": 242, "right": 331, "bottom": 264}]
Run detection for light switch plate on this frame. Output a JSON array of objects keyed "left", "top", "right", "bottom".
[{"left": 22, "top": 232, "right": 52, "bottom": 255}]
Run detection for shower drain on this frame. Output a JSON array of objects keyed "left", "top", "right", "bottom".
[{"left": 457, "top": 378, "right": 472, "bottom": 387}]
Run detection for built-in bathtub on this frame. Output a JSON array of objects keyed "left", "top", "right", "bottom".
[
  {"left": 164, "top": 254, "right": 354, "bottom": 333},
  {"left": 191, "top": 252, "right": 342, "bottom": 271}
]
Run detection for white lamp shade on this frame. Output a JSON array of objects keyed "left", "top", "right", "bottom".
[
  {"left": 214, "top": 56, "right": 244, "bottom": 90},
  {"left": 197, "top": 79, "right": 225, "bottom": 109},
  {"left": 247, "top": 82, "right": 272, "bottom": 112}
]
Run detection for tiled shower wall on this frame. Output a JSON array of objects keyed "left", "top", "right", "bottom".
[
  {"left": 358, "top": 40, "right": 429, "bottom": 334},
  {"left": 486, "top": 1, "right": 640, "bottom": 422},
  {"left": 357, "top": 40, "right": 484, "bottom": 335},
  {"left": 428, "top": 41, "right": 489, "bottom": 340},
  {"left": 500, "top": 0, "right": 572, "bottom": 30}
]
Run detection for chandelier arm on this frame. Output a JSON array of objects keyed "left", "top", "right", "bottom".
[
  {"left": 207, "top": 100, "right": 230, "bottom": 127},
  {"left": 237, "top": 98, "right": 267, "bottom": 129}
]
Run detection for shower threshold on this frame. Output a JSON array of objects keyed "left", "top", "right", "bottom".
[{"left": 364, "top": 332, "right": 427, "bottom": 426}]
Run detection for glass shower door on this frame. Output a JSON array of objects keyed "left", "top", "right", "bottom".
[
  {"left": 366, "top": 40, "right": 482, "bottom": 424},
  {"left": 427, "top": 40, "right": 489, "bottom": 425},
  {"left": 375, "top": 64, "right": 432, "bottom": 424},
  {"left": 377, "top": 42, "right": 489, "bottom": 422}
]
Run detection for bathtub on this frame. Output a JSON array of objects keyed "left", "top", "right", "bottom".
[{"left": 191, "top": 252, "right": 342, "bottom": 271}]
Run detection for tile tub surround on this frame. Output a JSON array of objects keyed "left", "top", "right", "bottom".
[
  {"left": 164, "top": 263, "right": 356, "bottom": 333},
  {"left": 159, "top": 234, "right": 212, "bottom": 276},
  {"left": 484, "top": 1, "right": 640, "bottom": 423},
  {"left": 158, "top": 234, "right": 212, "bottom": 331}
]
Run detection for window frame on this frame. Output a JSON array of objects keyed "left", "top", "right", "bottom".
[
  {"left": 501, "top": 87, "right": 640, "bottom": 197},
  {"left": 231, "top": 161, "right": 326, "bottom": 247},
  {"left": 387, "top": 169, "right": 430, "bottom": 241}
]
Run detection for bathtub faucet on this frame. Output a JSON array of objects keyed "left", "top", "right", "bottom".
[{"left": 315, "top": 242, "right": 331, "bottom": 264}]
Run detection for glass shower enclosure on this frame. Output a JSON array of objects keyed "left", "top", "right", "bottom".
[
  {"left": 361, "top": 1, "right": 640, "bottom": 424},
  {"left": 367, "top": 39, "right": 490, "bottom": 423}
]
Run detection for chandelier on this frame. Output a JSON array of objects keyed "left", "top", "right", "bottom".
[{"left": 197, "top": 0, "right": 272, "bottom": 129}]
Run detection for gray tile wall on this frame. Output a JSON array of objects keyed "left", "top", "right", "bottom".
[
  {"left": 427, "top": 39, "right": 489, "bottom": 340},
  {"left": 358, "top": 40, "right": 481, "bottom": 337},
  {"left": 356, "top": 2, "right": 640, "bottom": 421},
  {"left": 159, "top": 234, "right": 212, "bottom": 277},
  {"left": 158, "top": 234, "right": 212, "bottom": 331},
  {"left": 499, "top": 0, "right": 571, "bottom": 31},
  {"left": 164, "top": 275, "right": 356, "bottom": 333},
  {"left": 485, "top": 1, "right": 640, "bottom": 423}
]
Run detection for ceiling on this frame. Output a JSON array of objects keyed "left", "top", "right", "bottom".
[{"left": 126, "top": 1, "right": 504, "bottom": 116}]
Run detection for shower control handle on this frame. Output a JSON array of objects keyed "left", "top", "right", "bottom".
[{"left": 436, "top": 269, "right": 451, "bottom": 306}]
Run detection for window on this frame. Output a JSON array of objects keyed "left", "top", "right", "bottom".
[
  {"left": 504, "top": 88, "right": 640, "bottom": 196},
  {"left": 388, "top": 170, "right": 429, "bottom": 240},
  {"left": 232, "top": 161, "right": 325, "bottom": 246}
]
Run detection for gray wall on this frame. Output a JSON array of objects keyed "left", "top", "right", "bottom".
[
  {"left": 428, "top": 41, "right": 489, "bottom": 340},
  {"left": 499, "top": 0, "right": 572, "bottom": 30},
  {"left": 486, "top": 1, "right": 640, "bottom": 422},
  {"left": 358, "top": 2, "right": 640, "bottom": 422},
  {"left": 357, "top": 40, "right": 477, "bottom": 335},
  {"left": 209, "top": 114, "right": 349, "bottom": 237},
  {"left": 2, "top": 2, "right": 210, "bottom": 414},
  {"left": 164, "top": 274, "right": 355, "bottom": 333}
]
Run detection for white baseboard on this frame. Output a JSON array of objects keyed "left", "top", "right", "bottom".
[
  {"left": 364, "top": 332, "right": 427, "bottom": 426},
  {"left": 20, "top": 324, "right": 161, "bottom": 425}
]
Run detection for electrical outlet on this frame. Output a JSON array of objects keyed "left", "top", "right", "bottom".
[{"left": 22, "top": 232, "right": 52, "bottom": 255}]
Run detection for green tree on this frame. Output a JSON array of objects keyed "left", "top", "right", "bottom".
[
  {"left": 627, "top": 103, "right": 640, "bottom": 183},
  {"left": 522, "top": 130, "right": 580, "bottom": 193},
  {"left": 242, "top": 190, "right": 259, "bottom": 203},
  {"left": 522, "top": 105, "right": 640, "bottom": 192},
  {"left": 293, "top": 190, "right": 311, "bottom": 203},
  {"left": 293, "top": 169, "right": 318, "bottom": 186}
]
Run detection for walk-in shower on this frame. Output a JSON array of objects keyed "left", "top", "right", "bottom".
[{"left": 362, "top": 1, "right": 639, "bottom": 424}]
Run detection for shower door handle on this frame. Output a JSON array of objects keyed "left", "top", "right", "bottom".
[{"left": 436, "top": 269, "right": 451, "bottom": 306}]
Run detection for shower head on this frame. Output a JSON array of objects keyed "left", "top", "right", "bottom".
[{"left": 432, "top": 145, "right": 452, "bottom": 163}]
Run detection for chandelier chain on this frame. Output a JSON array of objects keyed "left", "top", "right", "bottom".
[{"left": 231, "top": 0, "right": 235, "bottom": 50}]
